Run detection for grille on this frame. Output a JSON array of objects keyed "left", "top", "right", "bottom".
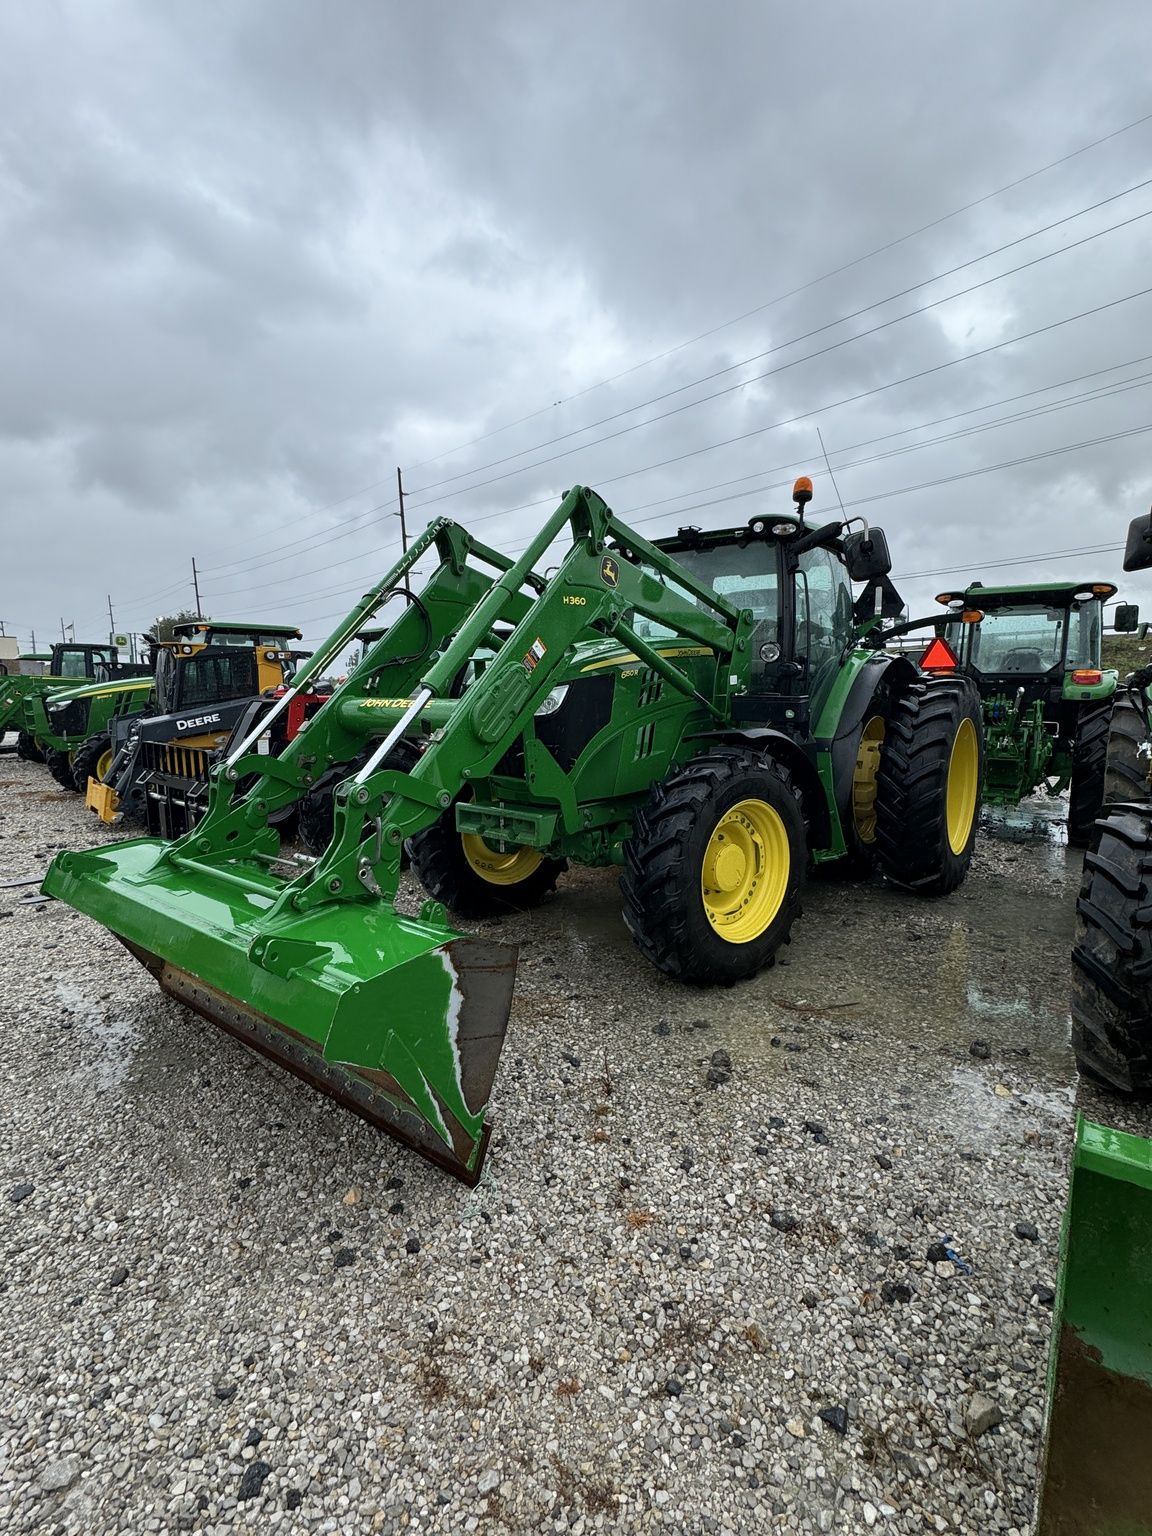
[{"left": 139, "top": 739, "right": 212, "bottom": 784}]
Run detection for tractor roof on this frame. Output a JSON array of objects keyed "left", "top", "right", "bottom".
[
  {"left": 173, "top": 619, "right": 303, "bottom": 639},
  {"left": 936, "top": 580, "right": 1117, "bottom": 610}
]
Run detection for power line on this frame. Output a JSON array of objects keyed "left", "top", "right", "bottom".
[
  {"left": 399, "top": 106, "right": 1152, "bottom": 475},
  {"left": 150, "top": 108, "right": 1152, "bottom": 590},
  {"left": 431, "top": 281, "right": 1152, "bottom": 530},
  {"left": 206, "top": 364, "right": 1152, "bottom": 604},
  {"left": 402, "top": 195, "right": 1152, "bottom": 513},
  {"left": 405, "top": 183, "right": 1152, "bottom": 502}
]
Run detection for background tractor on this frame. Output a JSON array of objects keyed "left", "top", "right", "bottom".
[
  {"left": 936, "top": 580, "right": 1136, "bottom": 844},
  {"left": 3, "top": 640, "right": 147, "bottom": 761},
  {"left": 45, "top": 481, "right": 983, "bottom": 1183},
  {"left": 82, "top": 619, "right": 306, "bottom": 828}
]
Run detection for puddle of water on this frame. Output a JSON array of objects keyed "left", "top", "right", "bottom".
[
  {"left": 949, "top": 1063, "right": 1075, "bottom": 1150},
  {"left": 55, "top": 978, "right": 141, "bottom": 1092}
]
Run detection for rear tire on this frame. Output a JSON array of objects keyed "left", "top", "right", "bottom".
[
  {"left": 1066, "top": 700, "right": 1112, "bottom": 847},
  {"left": 874, "top": 676, "right": 982, "bottom": 895},
  {"left": 1103, "top": 691, "right": 1151, "bottom": 804},
  {"left": 409, "top": 811, "right": 565, "bottom": 919},
  {"left": 72, "top": 734, "right": 114, "bottom": 792},
  {"left": 45, "top": 748, "right": 81, "bottom": 792},
  {"left": 16, "top": 731, "right": 44, "bottom": 764},
  {"left": 620, "top": 748, "right": 805, "bottom": 985},
  {"left": 1072, "top": 804, "right": 1152, "bottom": 1092}
]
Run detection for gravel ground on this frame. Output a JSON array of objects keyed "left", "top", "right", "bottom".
[{"left": 1, "top": 755, "right": 1147, "bottom": 1535}]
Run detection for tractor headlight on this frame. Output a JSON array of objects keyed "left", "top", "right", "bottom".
[
  {"left": 759, "top": 641, "right": 782, "bottom": 662},
  {"left": 771, "top": 522, "right": 798, "bottom": 538},
  {"left": 535, "top": 685, "right": 569, "bottom": 717}
]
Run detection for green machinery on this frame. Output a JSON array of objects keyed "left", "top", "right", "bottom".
[
  {"left": 936, "top": 582, "right": 1136, "bottom": 845},
  {"left": 1037, "top": 1117, "right": 1152, "bottom": 1534},
  {"left": 29, "top": 674, "right": 155, "bottom": 791},
  {"left": 44, "top": 482, "right": 983, "bottom": 1181},
  {"left": 4, "top": 642, "right": 148, "bottom": 762}
]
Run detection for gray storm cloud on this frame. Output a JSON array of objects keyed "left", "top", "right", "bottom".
[{"left": 1, "top": 0, "right": 1151, "bottom": 647}]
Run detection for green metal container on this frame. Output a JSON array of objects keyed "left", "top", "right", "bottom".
[{"left": 1037, "top": 1116, "right": 1152, "bottom": 1534}]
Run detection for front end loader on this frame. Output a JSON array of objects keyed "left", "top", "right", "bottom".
[
  {"left": 45, "top": 482, "right": 983, "bottom": 1183},
  {"left": 82, "top": 620, "right": 305, "bottom": 827}
]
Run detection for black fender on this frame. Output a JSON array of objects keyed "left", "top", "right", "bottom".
[
  {"left": 825, "top": 653, "right": 920, "bottom": 843},
  {"left": 713, "top": 726, "right": 832, "bottom": 850}
]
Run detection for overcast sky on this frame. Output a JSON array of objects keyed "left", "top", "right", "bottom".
[{"left": 3, "top": 0, "right": 1152, "bottom": 656}]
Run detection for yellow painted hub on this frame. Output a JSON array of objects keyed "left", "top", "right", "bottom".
[
  {"left": 852, "top": 715, "right": 885, "bottom": 845},
  {"left": 946, "top": 717, "right": 979, "bottom": 855},
  {"left": 461, "top": 833, "right": 543, "bottom": 886},
  {"left": 96, "top": 747, "right": 114, "bottom": 781},
  {"left": 700, "top": 798, "right": 790, "bottom": 944}
]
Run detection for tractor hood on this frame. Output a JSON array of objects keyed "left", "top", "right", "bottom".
[{"left": 43, "top": 676, "right": 154, "bottom": 707}]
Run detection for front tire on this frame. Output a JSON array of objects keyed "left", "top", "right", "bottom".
[
  {"left": 874, "top": 677, "right": 982, "bottom": 895},
  {"left": 620, "top": 748, "right": 805, "bottom": 985},
  {"left": 72, "top": 734, "right": 115, "bottom": 793},
  {"left": 16, "top": 731, "right": 44, "bottom": 764},
  {"left": 409, "top": 812, "right": 565, "bottom": 918},
  {"left": 45, "top": 748, "right": 81, "bottom": 792},
  {"left": 1067, "top": 700, "right": 1111, "bottom": 847},
  {"left": 1072, "top": 804, "right": 1152, "bottom": 1092}
]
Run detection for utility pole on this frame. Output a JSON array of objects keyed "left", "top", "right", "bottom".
[
  {"left": 31, "top": 629, "right": 37, "bottom": 656},
  {"left": 396, "top": 466, "right": 410, "bottom": 593},
  {"left": 107, "top": 594, "right": 116, "bottom": 647},
  {"left": 192, "top": 557, "right": 203, "bottom": 617},
  {"left": 60, "top": 617, "right": 66, "bottom": 642},
  {"left": 396, "top": 466, "right": 409, "bottom": 555}
]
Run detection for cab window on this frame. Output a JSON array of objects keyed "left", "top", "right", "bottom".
[{"left": 796, "top": 547, "right": 854, "bottom": 699}]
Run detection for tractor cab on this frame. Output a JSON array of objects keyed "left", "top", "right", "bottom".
[
  {"left": 151, "top": 620, "right": 305, "bottom": 717},
  {"left": 640, "top": 478, "right": 899, "bottom": 729},
  {"left": 48, "top": 642, "right": 121, "bottom": 682},
  {"left": 938, "top": 583, "right": 1118, "bottom": 707}
]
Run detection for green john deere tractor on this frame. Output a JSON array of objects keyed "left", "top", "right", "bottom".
[
  {"left": 935, "top": 581, "right": 1136, "bottom": 845},
  {"left": 6, "top": 642, "right": 149, "bottom": 763},
  {"left": 29, "top": 673, "right": 156, "bottom": 791},
  {"left": 44, "top": 480, "right": 983, "bottom": 1182}
]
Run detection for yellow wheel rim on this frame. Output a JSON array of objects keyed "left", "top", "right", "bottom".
[
  {"left": 700, "top": 797, "right": 790, "bottom": 944},
  {"left": 461, "top": 833, "right": 543, "bottom": 886},
  {"left": 946, "top": 717, "right": 979, "bottom": 854},
  {"left": 852, "top": 715, "right": 885, "bottom": 845},
  {"left": 96, "top": 748, "right": 114, "bottom": 781}
]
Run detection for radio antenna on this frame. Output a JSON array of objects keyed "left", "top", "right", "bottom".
[{"left": 816, "top": 426, "right": 846, "bottom": 520}]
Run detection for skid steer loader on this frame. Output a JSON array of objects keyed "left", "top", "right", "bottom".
[
  {"left": 44, "top": 481, "right": 983, "bottom": 1183},
  {"left": 82, "top": 620, "right": 305, "bottom": 827}
]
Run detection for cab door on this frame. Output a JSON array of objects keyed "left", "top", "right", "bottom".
[{"left": 794, "top": 546, "right": 855, "bottom": 714}]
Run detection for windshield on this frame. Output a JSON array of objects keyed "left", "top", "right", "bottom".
[
  {"left": 968, "top": 607, "right": 1066, "bottom": 674},
  {"left": 632, "top": 545, "right": 779, "bottom": 643}
]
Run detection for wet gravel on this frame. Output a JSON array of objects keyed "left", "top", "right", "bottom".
[{"left": 1, "top": 759, "right": 1146, "bottom": 1534}]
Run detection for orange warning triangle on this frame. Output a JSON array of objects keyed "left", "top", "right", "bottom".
[{"left": 920, "top": 636, "right": 959, "bottom": 671}]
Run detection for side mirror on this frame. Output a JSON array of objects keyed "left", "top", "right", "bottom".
[
  {"left": 842, "top": 527, "right": 892, "bottom": 582},
  {"left": 1115, "top": 603, "right": 1140, "bottom": 633},
  {"left": 1124, "top": 510, "right": 1152, "bottom": 572}
]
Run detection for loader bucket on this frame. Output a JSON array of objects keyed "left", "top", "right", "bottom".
[
  {"left": 1036, "top": 1116, "right": 1152, "bottom": 1534},
  {"left": 42, "top": 839, "right": 517, "bottom": 1184}
]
